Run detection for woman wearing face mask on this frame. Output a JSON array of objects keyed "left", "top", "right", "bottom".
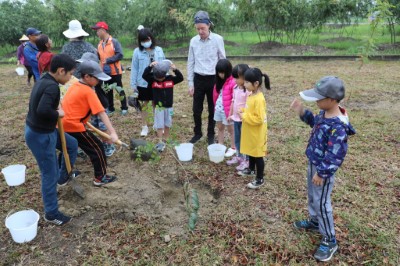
[{"left": 130, "top": 27, "right": 165, "bottom": 136}]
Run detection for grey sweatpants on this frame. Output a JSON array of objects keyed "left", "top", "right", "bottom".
[{"left": 307, "top": 161, "right": 336, "bottom": 240}]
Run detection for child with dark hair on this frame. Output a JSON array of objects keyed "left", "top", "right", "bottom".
[
  {"left": 25, "top": 54, "right": 78, "bottom": 226},
  {"left": 227, "top": 64, "right": 251, "bottom": 169},
  {"left": 290, "top": 76, "right": 356, "bottom": 262},
  {"left": 212, "top": 59, "right": 236, "bottom": 157},
  {"left": 36, "top": 34, "right": 54, "bottom": 76},
  {"left": 130, "top": 27, "right": 165, "bottom": 136},
  {"left": 142, "top": 60, "right": 184, "bottom": 151},
  {"left": 238, "top": 68, "right": 271, "bottom": 189}
]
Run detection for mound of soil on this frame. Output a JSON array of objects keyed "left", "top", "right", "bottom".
[
  {"left": 56, "top": 153, "right": 218, "bottom": 236},
  {"left": 321, "top": 37, "right": 358, "bottom": 43},
  {"left": 250, "top": 41, "right": 335, "bottom": 55},
  {"left": 377, "top": 42, "right": 400, "bottom": 51},
  {"left": 224, "top": 40, "right": 240, "bottom": 47},
  {"left": 252, "top": 41, "right": 284, "bottom": 50}
]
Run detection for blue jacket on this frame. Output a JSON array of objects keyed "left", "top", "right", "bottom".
[
  {"left": 300, "top": 107, "right": 356, "bottom": 179},
  {"left": 130, "top": 46, "right": 165, "bottom": 89},
  {"left": 23, "top": 42, "right": 40, "bottom": 80}
]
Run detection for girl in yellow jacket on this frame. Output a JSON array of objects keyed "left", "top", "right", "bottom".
[{"left": 238, "top": 68, "right": 271, "bottom": 189}]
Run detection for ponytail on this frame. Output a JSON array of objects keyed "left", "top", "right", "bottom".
[{"left": 263, "top": 73, "right": 271, "bottom": 90}]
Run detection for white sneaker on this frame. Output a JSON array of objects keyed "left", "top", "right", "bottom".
[
  {"left": 224, "top": 148, "right": 236, "bottom": 157},
  {"left": 140, "top": 125, "right": 149, "bottom": 136}
]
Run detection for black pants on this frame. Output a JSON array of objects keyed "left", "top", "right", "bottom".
[
  {"left": 249, "top": 156, "right": 265, "bottom": 180},
  {"left": 105, "top": 74, "right": 127, "bottom": 112},
  {"left": 68, "top": 131, "right": 107, "bottom": 178},
  {"left": 193, "top": 74, "right": 215, "bottom": 137},
  {"left": 25, "top": 65, "right": 35, "bottom": 82}
]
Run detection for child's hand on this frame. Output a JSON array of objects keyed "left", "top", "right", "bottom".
[
  {"left": 227, "top": 115, "right": 233, "bottom": 122},
  {"left": 170, "top": 64, "right": 176, "bottom": 70},
  {"left": 57, "top": 109, "right": 65, "bottom": 118},
  {"left": 150, "top": 61, "right": 158, "bottom": 67},
  {"left": 290, "top": 98, "right": 304, "bottom": 116},
  {"left": 238, "top": 108, "right": 244, "bottom": 119},
  {"left": 312, "top": 174, "right": 324, "bottom": 186},
  {"left": 57, "top": 105, "right": 64, "bottom": 117},
  {"left": 109, "top": 132, "right": 119, "bottom": 143}
]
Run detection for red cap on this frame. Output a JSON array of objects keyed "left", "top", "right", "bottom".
[{"left": 91, "top": 21, "right": 109, "bottom": 31}]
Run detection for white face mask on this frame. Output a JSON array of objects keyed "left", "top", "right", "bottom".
[{"left": 141, "top": 40, "right": 152, "bottom": 48}]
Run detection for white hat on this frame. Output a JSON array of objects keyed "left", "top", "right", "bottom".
[
  {"left": 19, "top": 35, "right": 29, "bottom": 41},
  {"left": 63, "top": 20, "right": 89, "bottom": 39}
]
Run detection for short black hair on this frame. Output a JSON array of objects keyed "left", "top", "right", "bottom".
[
  {"left": 35, "top": 34, "right": 50, "bottom": 52},
  {"left": 50, "top": 54, "right": 76, "bottom": 73},
  {"left": 137, "top": 28, "right": 156, "bottom": 51}
]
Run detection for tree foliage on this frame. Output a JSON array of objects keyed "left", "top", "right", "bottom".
[{"left": 0, "top": 0, "right": 398, "bottom": 46}]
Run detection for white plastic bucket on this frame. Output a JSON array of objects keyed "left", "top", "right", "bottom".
[
  {"left": 2, "top": 164, "right": 26, "bottom": 186},
  {"left": 15, "top": 67, "right": 25, "bottom": 76},
  {"left": 175, "top": 143, "right": 193, "bottom": 161},
  {"left": 5, "top": 210, "right": 40, "bottom": 243},
  {"left": 207, "top": 144, "right": 226, "bottom": 163}
]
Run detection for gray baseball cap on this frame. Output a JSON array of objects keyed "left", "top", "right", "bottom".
[
  {"left": 80, "top": 60, "right": 111, "bottom": 81},
  {"left": 153, "top": 60, "right": 172, "bottom": 79},
  {"left": 76, "top": 52, "right": 99, "bottom": 63},
  {"left": 300, "top": 76, "right": 345, "bottom": 101}
]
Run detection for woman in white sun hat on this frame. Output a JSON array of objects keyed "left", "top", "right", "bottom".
[{"left": 61, "top": 20, "right": 97, "bottom": 77}]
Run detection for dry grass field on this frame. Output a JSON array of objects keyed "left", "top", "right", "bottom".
[{"left": 0, "top": 59, "right": 399, "bottom": 265}]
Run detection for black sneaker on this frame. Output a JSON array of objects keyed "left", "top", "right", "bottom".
[
  {"left": 293, "top": 219, "right": 319, "bottom": 232},
  {"left": 58, "top": 170, "right": 81, "bottom": 187},
  {"left": 237, "top": 168, "right": 256, "bottom": 177},
  {"left": 93, "top": 174, "right": 118, "bottom": 186},
  {"left": 247, "top": 178, "right": 264, "bottom": 189},
  {"left": 314, "top": 237, "right": 338, "bottom": 262},
  {"left": 44, "top": 212, "right": 72, "bottom": 226},
  {"left": 207, "top": 136, "right": 215, "bottom": 145},
  {"left": 189, "top": 135, "right": 202, "bottom": 144}
]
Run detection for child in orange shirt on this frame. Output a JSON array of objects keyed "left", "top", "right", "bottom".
[{"left": 62, "top": 60, "right": 119, "bottom": 186}]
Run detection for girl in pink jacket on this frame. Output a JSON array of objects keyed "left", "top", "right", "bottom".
[
  {"left": 213, "top": 59, "right": 236, "bottom": 157},
  {"left": 227, "top": 64, "right": 251, "bottom": 170}
]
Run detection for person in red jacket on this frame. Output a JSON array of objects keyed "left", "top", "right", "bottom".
[{"left": 36, "top": 34, "right": 54, "bottom": 76}]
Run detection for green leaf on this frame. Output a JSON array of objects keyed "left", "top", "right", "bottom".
[{"left": 191, "top": 189, "right": 199, "bottom": 211}]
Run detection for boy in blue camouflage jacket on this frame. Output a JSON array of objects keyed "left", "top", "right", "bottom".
[{"left": 290, "top": 76, "right": 356, "bottom": 262}]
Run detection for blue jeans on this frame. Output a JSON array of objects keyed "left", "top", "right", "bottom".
[
  {"left": 234, "top": 121, "right": 244, "bottom": 157},
  {"left": 25, "top": 125, "right": 78, "bottom": 215}
]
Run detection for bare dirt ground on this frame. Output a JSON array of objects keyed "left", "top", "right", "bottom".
[
  {"left": 250, "top": 41, "right": 337, "bottom": 55},
  {"left": 1, "top": 60, "right": 399, "bottom": 265}
]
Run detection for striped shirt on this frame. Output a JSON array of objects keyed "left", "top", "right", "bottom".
[{"left": 187, "top": 31, "right": 226, "bottom": 87}]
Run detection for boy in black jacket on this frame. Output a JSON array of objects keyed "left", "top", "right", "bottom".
[
  {"left": 25, "top": 54, "right": 78, "bottom": 226},
  {"left": 142, "top": 60, "right": 183, "bottom": 152}
]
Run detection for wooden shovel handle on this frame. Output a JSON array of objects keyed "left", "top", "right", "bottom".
[
  {"left": 57, "top": 118, "right": 72, "bottom": 173},
  {"left": 86, "top": 122, "right": 124, "bottom": 146}
]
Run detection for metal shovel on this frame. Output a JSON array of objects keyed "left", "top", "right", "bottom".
[{"left": 57, "top": 118, "right": 85, "bottom": 199}]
